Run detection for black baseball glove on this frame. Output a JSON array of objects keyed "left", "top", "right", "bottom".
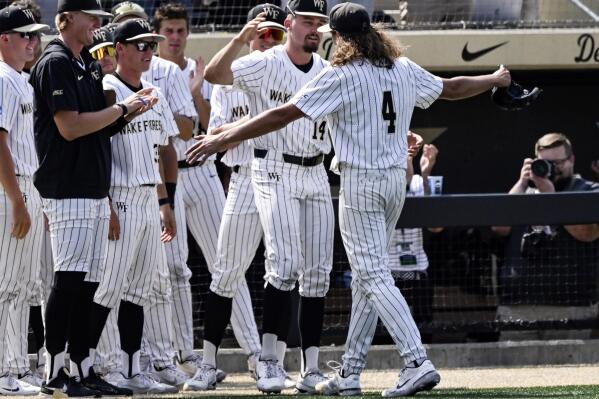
[{"left": 491, "top": 81, "right": 542, "bottom": 111}]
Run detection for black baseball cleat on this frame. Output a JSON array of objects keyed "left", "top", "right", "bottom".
[
  {"left": 41, "top": 367, "right": 101, "bottom": 398},
  {"left": 82, "top": 368, "right": 133, "bottom": 396}
]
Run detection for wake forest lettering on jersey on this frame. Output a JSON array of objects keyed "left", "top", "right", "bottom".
[{"left": 120, "top": 119, "right": 164, "bottom": 134}]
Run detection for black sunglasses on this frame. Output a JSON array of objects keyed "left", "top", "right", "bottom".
[
  {"left": 128, "top": 41, "right": 158, "bottom": 52},
  {"left": 2, "top": 31, "right": 39, "bottom": 40}
]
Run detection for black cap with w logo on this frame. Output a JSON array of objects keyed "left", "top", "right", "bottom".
[
  {"left": 0, "top": 5, "right": 49, "bottom": 33},
  {"left": 287, "top": 0, "right": 327, "bottom": 19},
  {"left": 248, "top": 3, "right": 287, "bottom": 30}
]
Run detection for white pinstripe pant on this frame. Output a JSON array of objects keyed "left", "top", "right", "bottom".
[
  {"left": 0, "top": 177, "right": 43, "bottom": 375},
  {"left": 210, "top": 164, "right": 262, "bottom": 355},
  {"left": 93, "top": 186, "right": 167, "bottom": 371},
  {"left": 251, "top": 157, "right": 334, "bottom": 297},
  {"left": 338, "top": 167, "right": 427, "bottom": 374},
  {"left": 42, "top": 197, "right": 110, "bottom": 283}
]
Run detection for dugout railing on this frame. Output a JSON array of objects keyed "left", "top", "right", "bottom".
[{"left": 188, "top": 191, "right": 599, "bottom": 347}]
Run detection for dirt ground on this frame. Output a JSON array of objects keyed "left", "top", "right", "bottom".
[{"left": 197, "top": 365, "right": 599, "bottom": 395}]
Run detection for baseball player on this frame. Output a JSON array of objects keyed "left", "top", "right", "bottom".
[
  {"left": 198, "top": 0, "right": 334, "bottom": 393},
  {"left": 93, "top": 4, "right": 195, "bottom": 387},
  {"left": 0, "top": 5, "right": 47, "bottom": 395},
  {"left": 91, "top": 18, "right": 181, "bottom": 394},
  {"left": 1, "top": 0, "right": 46, "bottom": 389},
  {"left": 182, "top": 3, "right": 289, "bottom": 391},
  {"left": 29, "top": 0, "right": 156, "bottom": 395},
  {"left": 186, "top": 2, "right": 512, "bottom": 396}
]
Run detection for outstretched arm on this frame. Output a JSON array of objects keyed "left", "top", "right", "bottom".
[
  {"left": 440, "top": 65, "right": 511, "bottom": 100},
  {"left": 186, "top": 103, "right": 304, "bottom": 164}
]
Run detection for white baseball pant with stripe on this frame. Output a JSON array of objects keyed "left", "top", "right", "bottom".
[
  {"left": 43, "top": 198, "right": 109, "bottom": 283},
  {"left": 338, "top": 167, "right": 427, "bottom": 374},
  {"left": 210, "top": 164, "right": 262, "bottom": 354},
  {"left": 251, "top": 155, "right": 334, "bottom": 297},
  {"left": 94, "top": 186, "right": 168, "bottom": 369},
  {"left": 0, "top": 177, "right": 43, "bottom": 375}
]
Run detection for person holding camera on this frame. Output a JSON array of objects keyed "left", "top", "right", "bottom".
[
  {"left": 494, "top": 132, "right": 599, "bottom": 242},
  {"left": 493, "top": 133, "right": 599, "bottom": 314}
]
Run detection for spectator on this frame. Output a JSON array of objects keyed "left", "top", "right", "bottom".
[{"left": 493, "top": 133, "right": 599, "bottom": 310}]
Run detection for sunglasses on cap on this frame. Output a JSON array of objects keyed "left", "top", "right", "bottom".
[
  {"left": 128, "top": 41, "right": 158, "bottom": 52},
  {"left": 2, "top": 31, "right": 40, "bottom": 40},
  {"left": 257, "top": 28, "right": 285, "bottom": 42},
  {"left": 91, "top": 45, "right": 115, "bottom": 60}
]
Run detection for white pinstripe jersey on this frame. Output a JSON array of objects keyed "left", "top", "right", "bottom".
[
  {"left": 232, "top": 45, "right": 331, "bottom": 156},
  {"left": 173, "top": 57, "right": 215, "bottom": 161},
  {"left": 143, "top": 56, "right": 197, "bottom": 161},
  {"left": 0, "top": 63, "right": 36, "bottom": 177},
  {"left": 208, "top": 84, "right": 252, "bottom": 167},
  {"left": 389, "top": 175, "right": 428, "bottom": 272},
  {"left": 292, "top": 57, "right": 443, "bottom": 169},
  {"left": 103, "top": 74, "right": 178, "bottom": 187}
]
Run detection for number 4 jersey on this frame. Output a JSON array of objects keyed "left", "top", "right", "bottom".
[{"left": 292, "top": 57, "right": 443, "bottom": 169}]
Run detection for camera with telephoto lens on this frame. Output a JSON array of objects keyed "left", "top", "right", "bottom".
[{"left": 528, "top": 159, "right": 555, "bottom": 187}]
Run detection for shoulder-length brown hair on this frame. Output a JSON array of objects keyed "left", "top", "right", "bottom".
[{"left": 330, "top": 24, "right": 403, "bottom": 68}]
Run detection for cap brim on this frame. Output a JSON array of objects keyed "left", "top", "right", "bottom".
[
  {"left": 317, "top": 23, "right": 331, "bottom": 32},
  {"left": 89, "top": 42, "right": 113, "bottom": 53},
  {"left": 82, "top": 9, "right": 113, "bottom": 17},
  {"left": 13, "top": 23, "right": 50, "bottom": 33},
  {"left": 293, "top": 11, "right": 328, "bottom": 19},
  {"left": 112, "top": 11, "right": 148, "bottom": 23},
  {"left": 125, "top": 33, "right": 166, "bottom": 42},
  {"left": 257, "top": 21, "right": 286, "bottom": 31}
]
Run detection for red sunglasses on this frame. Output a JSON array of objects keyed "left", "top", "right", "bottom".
[{"left": 258, "top": 28, "right": 285, "bottom": 42}]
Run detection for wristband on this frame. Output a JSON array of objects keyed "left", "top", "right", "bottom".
[
  {"left": 165, "top": 183, "right": 176, "bottom": 204},
  {"left": 116, "top": 103, "right": 128, "bottom": 117},
  {"left": 158, "top": 198, "right": 170, "bottom": 207}
]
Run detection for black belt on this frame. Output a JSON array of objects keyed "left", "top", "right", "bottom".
[
  {"left": 140, "top": 184, "right": 156, "bottom": 187},
  {"left": 253, "top": 149, "right": 323, "bottom": 167},
  {"left": 178, "top": 160, "right": 200, "bottom": 169},
  {"left": 232, "top": 165, "right": 240, "bottom": 173}
]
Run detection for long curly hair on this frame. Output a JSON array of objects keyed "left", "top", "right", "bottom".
[{"left": 330, "top": 24, "right": 404, "bottom": 68}]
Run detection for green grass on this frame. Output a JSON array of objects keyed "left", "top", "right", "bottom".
[{"left": 159, "top": 386, "right": 599, "bottom": 399}]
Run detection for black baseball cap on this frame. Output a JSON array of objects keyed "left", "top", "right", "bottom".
[
  {"left": 287, "top": 0, "right": 327, "bottom": 19},
  {"left": 0, "top": 5, "right": 49, "bottom": 33},
  {"left": 248, "top": 3, "right": 287, "bottom": 31},
  {"left": 318, "top": 2, "right": 370, "bottom": 33},
  {"left": 89, "top": 24, "right": 115, "bottom": 52},
  {"left": 111, "top": 1, "right": 148, "bottom": 24},
  {"left": 57, "top": 0, "right": 112, "bottom": 17},
  {"left": 113, "top": 18, "right": 165, "bottom": 44}
]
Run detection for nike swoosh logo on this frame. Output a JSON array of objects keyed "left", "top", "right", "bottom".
[
  {"left": 154, "top": 76, "right": 166, "bottom": 81},
  {"left": 77, "top": 75, "right": 84, "bottom": 80},
  {"left": 461, "top": 41, "right": 508, "bottom": 61}
]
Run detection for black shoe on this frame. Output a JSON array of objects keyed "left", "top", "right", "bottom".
[
  {"left": 41, "top": 368, "right": 102, "bottom": 398},
  {"left": 82, "top": 368, "right": 133, "bottom": 396}
]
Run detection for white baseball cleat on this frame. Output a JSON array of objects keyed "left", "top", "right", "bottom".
[
  {"left": 151, "top": 364, "right": 188, "bottom": 387},
  {"left": 315, "top": 361, "right": 362, "bottom": 396},
  {"left": 179, "top": 353, "right": 226, "bottom": 383},
  {"left": 0, "top": 373, "right": 40, "bottom": 396},
  {"left": 255, "top": 358, "right": 285, "bottom": 394},
  {"left": 18, "top": 370, "right": 43, "bottom": 388},
  {"left": 381, "top": 359, "right": 440, "bottom": 397},
  {"left": 295, "top": 368, "right": 327, "bottom": 394},
  {"left": 115, "top": 373, "right": 178, "bottom": 394},
  {"left": 182, "top": 365, "right": 216, "bottom": 391},
  {"left": 282, "top": 369, "right": 296, "bottom": 389}
]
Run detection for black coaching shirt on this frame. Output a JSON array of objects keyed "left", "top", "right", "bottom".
[{"left": 29, "top": 39, "right": 111, "bottom": 199}]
